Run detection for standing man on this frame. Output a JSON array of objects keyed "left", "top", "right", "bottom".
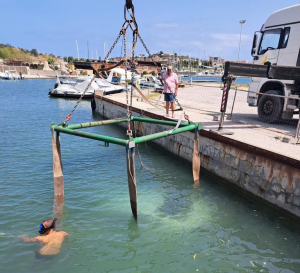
[{"left": 161, "top": 66, "right": 179, "bottom": 118}]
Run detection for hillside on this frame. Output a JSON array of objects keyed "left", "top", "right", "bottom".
[{"left": 0, "top": 44, "right": 64, "bottom": 64}]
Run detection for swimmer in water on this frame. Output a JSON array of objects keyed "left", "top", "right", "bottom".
[{"left": 19, "top": 218, "right": 68, "bottom": 256}]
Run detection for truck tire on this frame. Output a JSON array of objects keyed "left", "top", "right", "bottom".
[{"left": 257, "top": 90, "right": 283, "bottom": 124}]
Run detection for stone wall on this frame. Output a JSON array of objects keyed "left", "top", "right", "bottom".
[
  {"left": 0, "top": 65, "right": 29, "bottom": 74},
  {"left": 95, "top": 96, "right": 300, "bottom": 218}
]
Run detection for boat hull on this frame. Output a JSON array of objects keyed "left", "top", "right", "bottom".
[{"left": 48, "top": 91, "right": 94, "bottom": 99}]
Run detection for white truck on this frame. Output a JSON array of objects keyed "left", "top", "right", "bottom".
[{"left": 248, "top": 4, "right": 300, "bottom": 123}]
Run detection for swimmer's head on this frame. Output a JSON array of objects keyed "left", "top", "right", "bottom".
[{"left": 39, "top": 218, "right": 57, "bottom": 234}]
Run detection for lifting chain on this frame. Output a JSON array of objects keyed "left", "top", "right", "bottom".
[
  {"left": 104, "top": 32, "right": 123, "bottom": 62},
  {"left": 60, "top": 0, "right": 186, "bottom": 127},
  {"left": 61, "top": 74, "right": 96, "bottom": 125},
  {"left": 126, "top": 0, "right": 133, "bottom": 10},
  {"left": 123, "top": 31, "right": 132, "bottom": 138},
  {"left": 130, "top": 32, "right": 136, "bottom": 110}
]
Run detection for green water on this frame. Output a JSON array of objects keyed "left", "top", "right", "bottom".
[{"left": 0, "top": 80, "right": 300, "bottom": 273}]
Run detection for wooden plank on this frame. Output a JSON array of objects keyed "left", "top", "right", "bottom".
[
  {"left": 126, "top": 147, "right": 137, "bottom": 219},
  {"left": 53, "top": 195, "right": 64, "bottom": 220},
  {"left": 52, "top": 133, "right": 64, "bottom": 197},
  {"left": 192, "top": 132, "right": 201, "bottom": 187}
]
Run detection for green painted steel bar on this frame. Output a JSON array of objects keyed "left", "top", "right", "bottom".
[
  {"left": 66, "top": 118, "right": 128, "bottom": 130},
  {"left": 132, "top": 116, "right": 190, "bottom": 127},
  {"left": 53, "top": 126, "right": 128, "bottom": 146},
  {"left": 133, "top": 124, "right": 197, "bottom": 145}
]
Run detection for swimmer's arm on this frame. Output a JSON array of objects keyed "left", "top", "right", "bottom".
[{"left": 19, "top": 235, "right": 43, "bottom": 243}]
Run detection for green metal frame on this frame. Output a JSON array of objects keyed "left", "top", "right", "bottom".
[{"left": 51, "top": 117, "right": 202, "bottom": 146}]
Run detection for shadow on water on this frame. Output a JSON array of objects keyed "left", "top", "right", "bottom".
[{"left": 122, "top": 218, "right": 140, "bottom": 260}]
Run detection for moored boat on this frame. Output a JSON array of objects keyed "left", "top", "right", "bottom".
[{"left": 49, "top": 76, "right": 125, "bottom": 99}]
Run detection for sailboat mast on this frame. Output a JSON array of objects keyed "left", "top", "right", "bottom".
[
  {"left": 76, "top": 40, "right": 80, "bottom": 61},
  {"left": 87, "top": 41, "right": 90, "bottom": 59}
]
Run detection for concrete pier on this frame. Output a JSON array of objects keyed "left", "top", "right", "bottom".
[{"left": 93, "top": 91, "right": 300, "bottom": 218}]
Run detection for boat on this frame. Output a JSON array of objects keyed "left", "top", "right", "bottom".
[
  {"left": 0, "top": 72, "right": 6, "bottom": 79},
  {"left": 0, "top": 70, "right": 20, "bottom": 80},
  {"left": 49, "top": 76, "right": 125, "bottom": 99},
  {"left": 106, "top": 68, "right": 133, "bottom": 84}
]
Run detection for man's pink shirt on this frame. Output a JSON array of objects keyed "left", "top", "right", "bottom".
[{"left": 162, "top": 72, "right": 178, "bottom": 93}]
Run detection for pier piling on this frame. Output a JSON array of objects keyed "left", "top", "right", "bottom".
[
  {"left": 52, "top": 131, "right": 64, "bottom": 197},
  {"left": 126, "top": 145, "right": 137, "bottom": 220},
  {"left": 192, "top": 127, "right": 201, "bottom": 187}
]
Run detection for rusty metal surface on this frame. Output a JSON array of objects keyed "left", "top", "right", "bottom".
[{"left": 74, "top": 60, "right": 161, "bottom": 74}]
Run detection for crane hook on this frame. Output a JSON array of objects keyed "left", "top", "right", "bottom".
[{"left": 126, "top": 0, "right": 133, "bottom": 10}]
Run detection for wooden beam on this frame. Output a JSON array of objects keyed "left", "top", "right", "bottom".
[
  {"left": 126, "top": 146, "right": 137, "bottom": 219},
  {"left": 52, "top": 132, "right": 64, "bottom": 197},
  {"left": 192, "top": 130, "right": 201, "bottom": 187}
]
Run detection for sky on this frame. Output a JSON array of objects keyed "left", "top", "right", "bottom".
[{"left": 1, "top": 0, "right": 299, "bottom": 61}]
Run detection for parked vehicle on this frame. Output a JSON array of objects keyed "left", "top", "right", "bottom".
[
  {"left": 139, "top": 75, "right": 162, "bottom": 89},
  {"left": 248, "top": 4, "right": 300, "bottom": 123}
]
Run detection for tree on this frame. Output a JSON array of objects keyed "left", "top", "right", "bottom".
[
  {"left": 151, "top": 71, "right": 157, "bottom": 76},
  {"left": 202, "top": 60, "right": 210, "bottom": 67},
  {"left": 67, "top": 56, "right": 74, "bottom": 64},
  {"left": 30, "top": 49, "right": 39, "bottom": 56},
  {"left": 48, "top": 57, "right": 55, "bottom": 65},
  {"left": 64, "top": 56, "right": 74, "bottom": 64}
]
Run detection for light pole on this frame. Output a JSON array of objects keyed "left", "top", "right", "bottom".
[
  {"left": 238, "top": 20, "right": 246, "bottom": 62},
  {"left": 228, "top": 19, "right": 246, "bottom": 121}
]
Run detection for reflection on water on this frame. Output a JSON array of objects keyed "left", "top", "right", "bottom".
[{"left": 0, "top": 80, "right": 300, "bottom": 273}]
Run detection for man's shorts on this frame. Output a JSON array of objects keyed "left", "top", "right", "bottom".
[{"left": 164, "top": 93, "right": 175, "bottom": 102}]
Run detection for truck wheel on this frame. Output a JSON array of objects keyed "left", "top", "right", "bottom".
[{"left": 257, "top": 90, "right": 283, "bottom": 124}]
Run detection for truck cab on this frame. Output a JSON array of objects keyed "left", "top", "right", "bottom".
[{"left": 248, "top": 4, "right": 300, "bottom": 123}]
